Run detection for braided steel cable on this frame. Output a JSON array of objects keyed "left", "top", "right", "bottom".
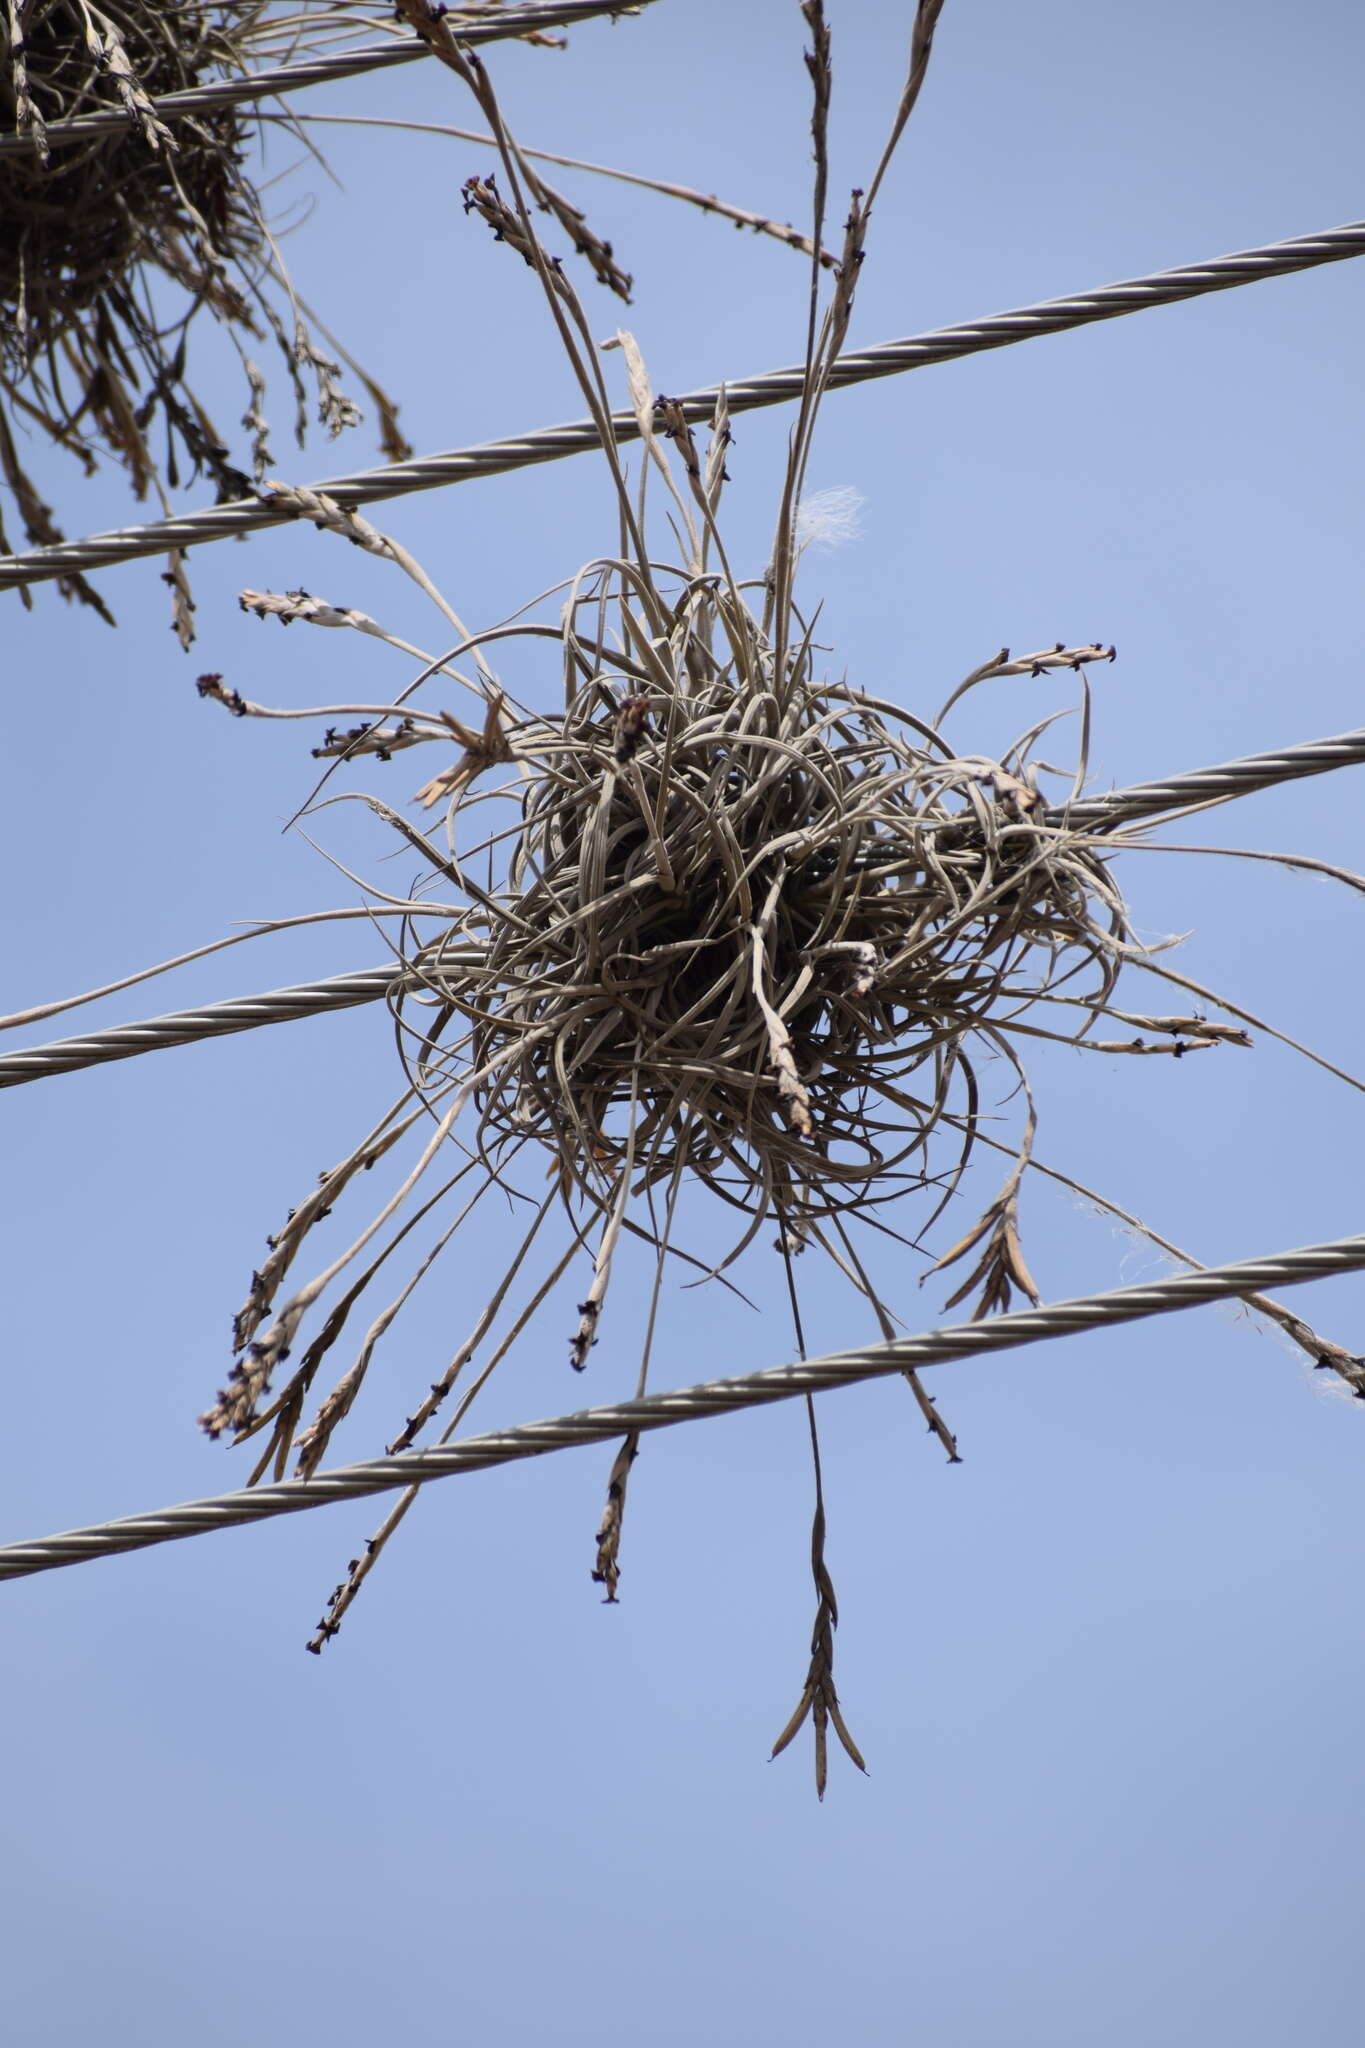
[
  {"left": 0, "top": 4, "right": 650, "bottom": 158},
  {"left": 1060, "top": 727, "right": 1365, "bottom": 830},
  {"left": 0, "top": 952, "right": 479, "bottom": 1085},
  {"left": 0, "top": 965, "right": 409, "bottom": 1085},
  {"left": 1, "top": 1229, "right": 1361, "bottom": 1583},
  {"left": 4, "top": 722, "right": 1365, "bottom": 1090},
  {"left": 2, "top": 220, "right": 1363, "bottom": 595}
]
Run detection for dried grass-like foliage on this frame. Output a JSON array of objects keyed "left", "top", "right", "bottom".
[
  {"left": 0, "top": 1, "right": 410, "bottom": 632},
  {"left": 98, "top": 4, "right": 1351, "bottom": 1788},
  {"left": 200, "top": 457, "right": 1132, "bottom": 1665},
  {"left": 182, "top": 7, "right": 1152, "bottom": 1781},
  {"left": 204, "top": 516, "right": 1128, "bottom": 1335},
  {"left": 396, "top": 585, "right": 1120, "bottom": 1254}
]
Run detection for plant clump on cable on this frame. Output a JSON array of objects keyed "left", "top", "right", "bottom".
[
  {"left": 0, "top": 0, "right": 417, "bottom": 634},
  {"left": 183, "top": 5, "right": 1340, "bottom": 1793}
]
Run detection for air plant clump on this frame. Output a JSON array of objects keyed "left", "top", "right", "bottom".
[
  {"left": 0, "top": 0, "right": 410, "bottom": 635},
  {"left": 180, "top": 4, "right": 1357, "bottom": 1793},
  {"left": 204, "top": 451, "right": 1131, "bottom": 1557},
  {"left": 386, "top": 592, "right": 1125, "bottom": 1289},
  {"left": 177, "top": 6, "right": 1105, "bottom": 1786}
]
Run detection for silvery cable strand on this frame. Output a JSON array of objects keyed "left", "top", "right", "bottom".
[
  {"left": 1059, "top": 727, "right": 1365, "bottom": 830},
  {"left": 0, "top": 4, "right": 648, "bottom": 157},
  {"left": 2, "top": 219, "right": 1362, "bottom": 594},
  {"left": 0, "top": 966, "right": 404, "bottom": 1086},
  {"left": 816, "top": 223, "right": 1365, "bottom": 392},
  {"left": 1, "top": 1229, "right": 1361, "bottom": 1582}
]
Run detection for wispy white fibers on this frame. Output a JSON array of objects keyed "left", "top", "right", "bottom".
[{"left": 795, "top": 485, "right": 865, "bottom": 552}]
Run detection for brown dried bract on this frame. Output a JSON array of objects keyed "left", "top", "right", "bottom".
[
  {"left": 612, "top": 694, "right": 651, "bottom": 766},
  {"left": 414, "top": 695, "right": 516, "bottom": 808}
]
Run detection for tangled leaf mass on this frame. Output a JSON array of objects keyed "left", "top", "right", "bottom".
[
  {"left": 414, "top": 603, "right": 1123, "bottom": 1247},
  {"left": 201, "top": 535, "right": 1129, "bottom": 1482},
  {"left": 1, "top": 1, "right": 407, "bottom": 630},
  {"left": 176, "top": 9, "right": 1350, "bottom": 1778}
]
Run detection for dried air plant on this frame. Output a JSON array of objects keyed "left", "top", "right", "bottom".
[
  {"left": 185, "top": 6, "right": 1137, "bottom": 1780},
  {"left": 0, "top": 2, "right": 599, "bottom": 632},
  {"left": 24, "top": 2, "right": 1349, "bottom": 1791}
]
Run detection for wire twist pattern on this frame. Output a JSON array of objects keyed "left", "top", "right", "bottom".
[
  {"left": 0, "top": 966, "right": 410, "bottom": 1084},
  {"left": 1, "top": 1230, "right": 1361, "bottom": 1583},
  {"left": 1062, "top": 728, "right": 1365, "bottom": 827},
  {"left": 1, "top": 221, "right": 1361, "bottom": 594}
]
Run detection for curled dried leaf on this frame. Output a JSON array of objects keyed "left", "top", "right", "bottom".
[
  {"left": 591, "top": 1433, "right": 639, "bottom": 1601},
  {"left": 927, "top": 1176, "right": 1042, "bottom": 1322},
  {"left": 771, "top": 1500, "right": 867, "bottom": 1801},
  {"left": 414, "top": 696, "right": 515, "bottom": 808}
]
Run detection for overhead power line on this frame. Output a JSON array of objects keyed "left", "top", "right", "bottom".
[
  {"left": 2, "top": 220, "right": 1362, "bottom": 596},
  {"left": 0, "top": 4, "right": 652, "bottom": 157},
  {"left": 1, "top": 1228, "right": 1361, "bottom": 1584},
  {"left": 3, "top": 717, "right": 1363, "bottom": 1090},
  {"left": 1058, "top": 725, "right": 1365, "bottom": 828},
  {"left": 0, "top": 965, "right": 414, "bottom": 1086}
]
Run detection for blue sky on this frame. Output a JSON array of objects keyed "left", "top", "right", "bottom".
[{"left": 5, "top": 3, "right": 1365, "bottom": 2042}]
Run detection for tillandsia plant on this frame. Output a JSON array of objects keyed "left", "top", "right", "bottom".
[
  {"left": 63, "top": 2, "right": 1349, "bottom": 1794},
  {"left": 0, "top": 1, "right": 581, "bottom": 637}
]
